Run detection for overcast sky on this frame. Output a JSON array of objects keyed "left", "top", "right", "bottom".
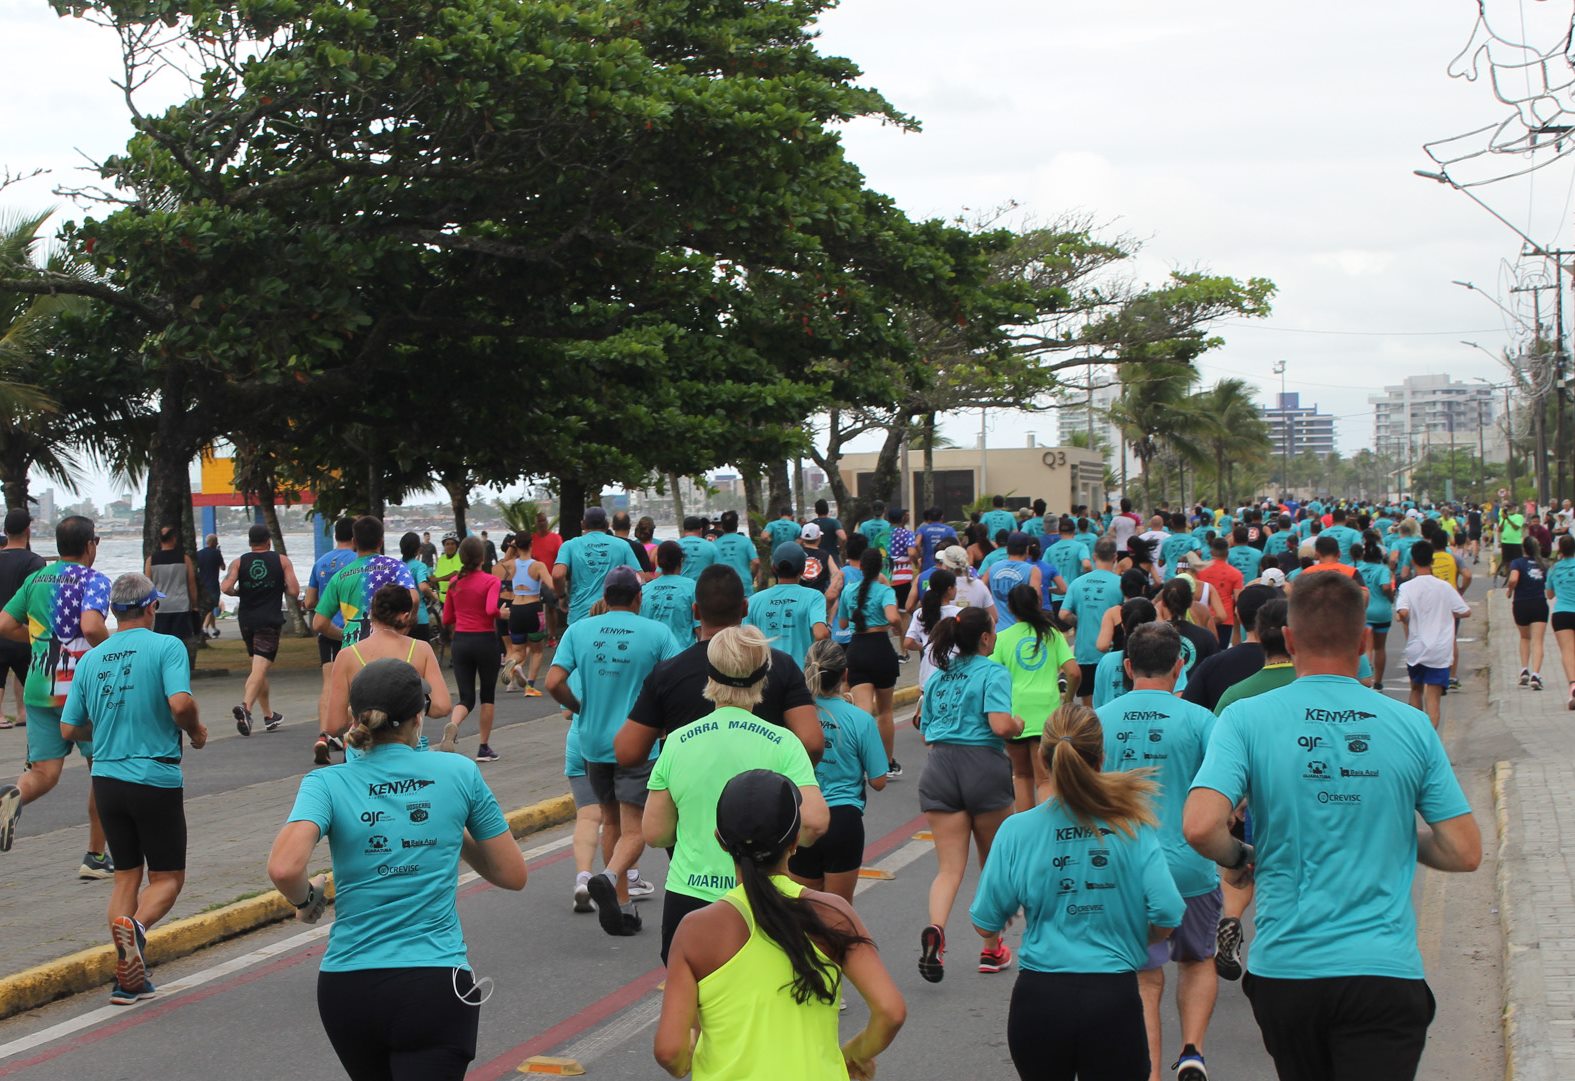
[{"left": 2, "top": 0, "right": 1570, "bottom": 500}]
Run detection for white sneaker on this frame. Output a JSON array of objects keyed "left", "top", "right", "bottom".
[
  {"left": 437, "top": 721, "right": 461, "bottom": 754},
  {"left": 573, "top": 880, "right": 594, "bottom": 913},
  {"left": 627, "top": 875, "right": 657, "bottom": 900}
]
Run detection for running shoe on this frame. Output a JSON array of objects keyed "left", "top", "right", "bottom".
[
  {"left": 1519, "top": 669, "right": 1531, "bottom": 687},
  {"left": 475, "top": 744, "right": 500, "bottom": 763},
  {"left": 111, "top": 915, "right": 147, "bottom": 993},
  {"left": 0, "top": 783, "right": 20, "bottom": 852},
  {"left": 233, "top": 704, "right": 252, "bottom": 737},
  {"left": 499, "top": 658, "right": 518, "bottom": 686},
  {"left": 523, "top": 684, "right": 542, "bottom": 698},
  {"left": 263, "top": 712, "right": 284, "bottom": 732},
  {"left": 1215, "top": 916, "right": 1244, "bottom": 981},
  {"left": 0, "top": 716, "right": 13, "bottom": 729},
  {"left": 918, "top": 924, "right": 945, "bottom": 983},
  {"left": 886, "top": 760, "right": 904, "bottom": 781},
  {"left": 437, "top": 721, "right": 460, "bottom": 754},
  {"left": 109, "top": 979, "right": 157, "bottom": 1006},
  {"left": 79, "top": 851, "right": 115, "bottom": 880},
  {"left": 312, "top": 734, "right": 331, "bottom": 765},
  {"left": 1372, "top": 681, "right": 1383, "bottom": 692},
  {"left": 978, "top": 942, "right": 1013, "bottom": 973},
  {"left": 1532, "top": 674, "right": 1545, "bottom": 692},
  {"left": 573, "top": 880, "right": 594, "bottom": 914},
  {"left": 1567, "top": 684, "right": 1575, "bottom": 711},
  {"left": 897, "top": 653, "right": 910, "bottom": 664},
  {"left": 326, "top": 735, "right": 344, "bottom": 752},
  {"left": 586, "top": 873, "right": 641, "bottom": 935},
  {"left": 627, "top": 874, "right": 656, "bottom": 900},
  {"left": 1448, "top": 677, "right": 1461, "bottom": 690},
  {"left": 1173, "top": 1044, "right": 1208, "bottom": 1081}
]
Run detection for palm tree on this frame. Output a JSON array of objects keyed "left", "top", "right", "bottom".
[
  {"left": 1193, "top": 378, "right": 1270, "bottom": 506},
  {"left": 1104, "top": 362, "right": 1205, "bottom": 507}
]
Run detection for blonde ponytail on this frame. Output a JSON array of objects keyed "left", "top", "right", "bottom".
[
  {"left": 1041, "top": 703, "right": 1157, "bottom": 839},
  {"left": 345, "top": 708, "right": 393, "bottom": 750}
]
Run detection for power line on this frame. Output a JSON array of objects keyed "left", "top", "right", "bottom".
[{"left": 1219, "top": 322, "right": 1508, "bottom": 337}]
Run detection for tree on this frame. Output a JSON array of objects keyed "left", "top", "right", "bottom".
[
  {"left": 1105, "top": 362, "right": 1207, "bottom": 509},
  {"left": 1192, "top": 378, "right": 1270, "bottom": 506}
]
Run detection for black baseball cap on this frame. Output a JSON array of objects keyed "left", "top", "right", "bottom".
[
  {"left": 348, "top": 658, "right": 430, "bottom": 723},
  {"left": 715, "top": 770, "right": 802, "bottom": 864}
]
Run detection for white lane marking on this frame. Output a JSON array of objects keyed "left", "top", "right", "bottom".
[
  {"left": 0, "top": 833, "right": 574, "bottom": 1064},
  {"left": 855, "top": 839, "right": 932, "bottom": 897}
]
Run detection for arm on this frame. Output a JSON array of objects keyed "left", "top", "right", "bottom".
[
  {"left": 783, "top": 702, "right": 826, "bottom": 764},
  {"left": 1417, "top": 812, "right": 1482, "bottom": 872},
  {"left": 552, "top": 564, "right": 570, "bottom": 608},
  {"left": 798, "top": 784, "right": 830, "bottom": 846},
  {"left": 1506, "top": 569, "right": 1520, "bottom": 598},
  {"left": 545, "top": 665, "right": 580, "bottom": 715},
  {"left": 267, "top": 820, "right": 323, "bottom": 909},
  {"left": 185, "top": 556, "right": 199, "bottom": 611},
  {"left": 461, "top": 829, "right": 528, "bottom": 890},
  {"left": 221, "top": 558, "right": 241, "bottom": 597},
  {"left": 653, "top": 933, "right": 699, "bottom": 1078},
  {"left": 1183, "top": 788, "right": 1253, "bottom": 888},
  {"left": 81, "top": 609, "right": 108, "bottom": 647},
  {"left": 324, "top": 654, "right": 353, "bottom": 738},
  {"left": 281, "top": 557, "right": 301, "bottom": 600},
  {"left": 834, "top": 901, "right": 907, "bottom": 1079},
  {"left": 0, "top": 611, "right": 25, "bottom": 644},
  {"left": 615, "top": 719, "right": 660, "bottom": 767},
  {"left": 643, "top": 788, "right": 678, "bottom": 848},
  {"left": 1060, "top": 659, "right": 1081, "bottom": 701},
  {"left": 1096, "top": 607, "right": 1120, "bottom": 653},
  {"left": 417, "top": 644, "right": 452, "bottom": 717},
  {"left": 987, "top": 711, "right": 1025, "bottom": 739},
  {"left": 170, "top": 692, "right": 205, "bottom": 749}
]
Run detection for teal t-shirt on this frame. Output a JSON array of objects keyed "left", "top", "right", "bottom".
[
  {"left": 1160, "top": 533, "right": 1202, "bottom": 579},
  {"left": 564, "top": 718, "right": 586, "bottom": 778},
  {"left": 287, "top": 743, "right": 509, "bottom": 972},
  {"left": 1356, "top": 561, "right": 1394, "bottom": 624},
  {"left": 858, "top": 518, "right": 893, "bottom": 555},
  {"left": 1097, "top": 689, "right": 1218, "bottom": 898},
  {"left": 980, "top": 509, "right": 1017, "bottom": 541},
  {"left": 970, "top": 800, "right": 1184, "bottom": 974},
  {"left": 1062, "top": 569, "right": 1122, "bottom": 666},
  {"left": 677, "top": 535, "right": 716, "bottom": 581},
  {"left": 810, "top": 696, "right": 888, "bottom": 810},
  {"left": 313, "top": 554, "right": 416, "bottom": 646},
  {"left": 551, "top": 609, "right": 681, "bottom": 761},
  {"left": 919, "top": 653, "right": 1013, "bottom": 749},
  {"left": 63, "top": 628, "right": 191, "bottom": 788},
  {"left": 837, "top": 580, "right": 898, "bottom": 633},
  {"left": 1092, "top": 649, "right": 1188, "bottom": 708},
  {"left": 764, "top": 519, "right": 801, "bottom": 550},
  {"left": 979, "top": 547, "right": 1009, "bottom": 576},
  {"left": 986, "top": 560, "right": 1035, "bottom": 630},
  {"left": 1388, "top": 536, "right": 1421, "bottom": 580},
  {"left": 1324, "top": 525, "right": 1363, "bottom": 566},
  {"left": 1191, "top": 675, "right": 1472, "bottom": 980},
  {"left": 553, "top": 532, "right": 641, "bottom": 624},
  {"left": 405, "top": 559, "right": 432, "bottom": 626},
  {"left": 1226, "top": 545, "right": 1262, "bottom": 580},
  {"left": 1548, "top": 558, "right": 1575, "bottom": 614},
  {"left": 745, "top": 583, "right": 828, "bottom": 664},
  {"left": 713, "top": 532, "right": 757, "bottom": 597},
  {"left": 643, "top": 573, "right": 698, "bottom": 646},
  {"left": 1046, "top": 539, "right": 1087, "bottom": 588}
]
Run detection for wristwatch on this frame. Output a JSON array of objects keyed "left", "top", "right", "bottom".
[
  {"left": 1227, "top": 841, "right": 1254, "bottom": 871},
  {"left": 293, "top": 883, "right": 316, "bottom": 910}
]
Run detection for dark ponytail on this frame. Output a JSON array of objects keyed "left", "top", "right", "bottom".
[
  {"left": 1360, "top": 529, "right": 1384, "bottom": 565},
  {"left": 733, "top": 857, "right": 869, "bottom": 1005},
  {"left": 1006, "top": 584, "right": 1053, "bottom": 654},
  {"left": 852, "top": 548, "right": 881, "bottom": 633},
  {"left": 1114, "top": 597, "right": 1157, "bottom": 686},
  {"left": 919, "top": 569, "right": 956, "bottom": 634},
  {"left": 1159, "top": 578, "right": 1192, "bottom": 625},
  {"left": 370, "top": 583, "right": 414, "bottom": 629},
  {"left": 928, "top": 605, "right": 992, "bottom": 672}
]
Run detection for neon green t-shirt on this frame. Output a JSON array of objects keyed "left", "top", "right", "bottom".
[
  {"left": 1501, "top": 513, "right": 1525, "bottom": 545},
  {"left": 648, "top": 707, "right": 818, "bottom": 902},
  {"left": 989, "top": 622, "right": 1074, "bottom": 739}
]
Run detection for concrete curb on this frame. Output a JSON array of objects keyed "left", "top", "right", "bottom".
[
  {"left": 893, "top": 685, "right": 919, "bottom": 709},
  {"left": 1494, "top": 760, "right": 1554, "bottom": 1081},
  {"left": 0, "top": 792, "right": 576, "bottom": 1021}
]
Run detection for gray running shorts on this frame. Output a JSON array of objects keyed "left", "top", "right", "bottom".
[{"left": 917, "top": 743, "right": 1013, "bottom": 816}]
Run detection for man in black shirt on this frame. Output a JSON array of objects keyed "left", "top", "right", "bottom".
[
  {"left": 611, "top": 511, "right": 655, "bottom": 576},
  {"left": 222, "top": 524, "right": 301, "bottom": 735},
  {"left": 195, "top": 534, "right": 225, "bottom": 638},
  {"left": 811, "top": 498, "right": 846, "bottom": 567},
  {"left": 0, "top": 510, "right": 44, "bottom": 730},
  {"left": 1181, "top": 583, "right": 1279, "bottom": 711},
  {"left": 614, "top": 564, "right": 822, "bottom": 766}
]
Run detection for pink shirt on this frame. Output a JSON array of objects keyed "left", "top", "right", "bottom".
[{"left": 443, "top": 571, "right": 502, "bottom": 633}]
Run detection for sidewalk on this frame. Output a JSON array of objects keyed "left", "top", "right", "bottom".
[{"left": 1486, "top": 589, "right": 1575, "bottom": 1081}]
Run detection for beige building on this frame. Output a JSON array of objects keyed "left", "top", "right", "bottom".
[{"left": 836, "top": 445, "right": 1105, "bottom": 521}]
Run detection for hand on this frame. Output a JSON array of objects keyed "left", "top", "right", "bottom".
[
  {"left": 189, "top": 723, "right": 208, "bottom": 750},
  {"left": 843, "top": 1045, "right": 877, "bottom": 1080},
  {"left": 1008, "top": 714, "right": 1027, "bottom": 737},
  {"left": 294, "top": 874, "right": 329, "bottom": 924},
  {"left": 1224, "top": 862, "right": 1255, "bottom": 889}
]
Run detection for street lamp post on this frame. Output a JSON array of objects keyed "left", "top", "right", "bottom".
[{"left": 1273, "top": 360, "right": 1288, "bottom": 494}]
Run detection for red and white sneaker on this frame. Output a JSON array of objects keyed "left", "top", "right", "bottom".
[
  {"left": 978, "top": 942, "right": 1014, "bottom": 973},
  {"left": 918, "top": 924, "right": 945, "bottom": 983}
]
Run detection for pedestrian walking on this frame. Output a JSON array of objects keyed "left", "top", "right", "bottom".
[{"left": 223, "top": 523, "right": 300, "bottom": 735}]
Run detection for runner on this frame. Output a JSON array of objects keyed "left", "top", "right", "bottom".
[
  {"left": 144, "top": 526, "right": 198, "bottom": 646},
  {"left": 713, "top": 510, "right": 760, "bottom": 597},
  {"left": 195, "top": 533, "right": 224, "bottom": 638},
  {"left": 0, "top": 515, "right": 113, "bottom": 875},
  {"left": 1546, "top": 534, "right": 1575, "bottom": 709},
  {"left": 788, "top": 640, "right": 889, "bottom": 902},
  {"left": 60, "top": 572, "right": 207, "bottom": 1005},
  {"left": 1287, "top": 536, "right": 1367, "bottom": 609},
  {"left": 903, "top": 568, "right": 959, "bottom": 732},
  {"left": 1185, "top": 571, "right": 1481, "bottom": 1081},
  {"left": 304, "top": 518, "right": 357, "bottom": 762},
  {"left": 1321, "top": 506, "right": 1362, "bottom": 565},
  {"left": 645, "top": 540, "right": 700, "bottom": 647},
  {"left": 1046, "top": 516, "right": 1092, "bottom": 595},
  {"left": 398, "top": 531, "right": 438, "bottom": 643},
  {"left": 1155, "top": 579, "right": 1219, "bottom": 680},
  {"left": 764, "top": 506, "right": 801, "bottom": 551},
  {"left": 914, "top": 606, "right": 1023, "bottom": 982},
  {"left": 914, "top": 506, "right": 959, "bottom": 577},
  {"left": 610, "top": 511, "right": 656, "bottom": 577},
  {"left": 857, "top": 501, "right": 893, "bottom": 566},
  {"left": 745, "top": 542, "right": 829, "bottom": 665},
  {"left": 837, "top": 547, "right": 903, "bottom": 779},
  {"left": 984, "top": 533, "right": 1043, "bottom": 631},
  {"left": 0, "top": 509, "right": 44, "bottom": 732},
  {"left": 981, "top": 495, "right": 1017, "bottom": 542},
  {"left": 1500, "top": 502, "right": 1527, "bottom": 581},
  {"left": 635, "top": 516, "right": 660, "bottom": 566},
  {"left": 991, "top": 585, "right": 1078, "bottom": 811},
  {"left": 1194, "top": 537, "right": 1246, "bottom": 649},
  {"left": 675, "top": 516, "right": 715, "bottom": 580},
  {"left": 440, "top": 536, "right": 505, "bottom": 763},
  {"left": 319, "top": 586, "right": 450, "bottom": 755},
  {"left": 654, "top": 769, "right": 902, "bottom": 1080},
  {"left": 1395, "top": 541, "right": 1471, "bottom": 729},
  {"left": 528, "top": 512, "right": 564, "bottom": 643},
  {"left": 1094, "top": 597, "right": 1187, "bottom": 707},
  {"left": 1507, "top": 536, "right": 1549, "bottom": 692},
  {"left": 553, "top": 506, "right": 642, "bottom": 625},
  {"left": 418, "top": 530, "right": 437, "bottom": 568},
  {"left": 616, "top": 565, "right": 824, "bottom": 768},
  {"left": 811, "top": 499, "right": 847, "bottom": 567},
  {"left": 641, "top": 626, "right": 828, "bottom": 961},
  {"left": 1355, "top": 530, "right": 1396, "bottom": 691},
  {"left": 498, "top": 535, "right": 551, "bottom": 694},
  {"left": 223, "top": 523, "right": 300, "bottom": 735},
  {"left": 1160, "top": 512, "right": 1203, "bottom": 580},
  {"left": 311, "top": 516, "right": 418, "bottom": 650},
  {"left": 268, "top": 658, "right": 526, "bottom": 1081},
  {"left": 1096, "top": 622, "right": 1219, "bottom": 1081},
  {"left": 1180, "top": 584, "right": 1278, "bottom": 712},
  {"left": 548, "top": 566, "right": 681, "bottom": 934},
  {"left": 888, "top": 509, "right": 917, "bottom": 613},
  {"left": 797, "top": 523, "right": 842, "bottom": 599}
]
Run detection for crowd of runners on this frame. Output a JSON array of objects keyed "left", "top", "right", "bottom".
[{"left": 0, "top": 489, "right": 1550, "bottom": 1079}]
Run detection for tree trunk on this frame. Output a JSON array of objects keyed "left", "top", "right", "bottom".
[
  {"left": 0, "top": 446, "right": 28, "bottom": 512},
  {"left": 741, "top": 467, "right": 762, "bottom": 524},
  {"left": 868, "top": 421, "right": 906, "bottom": 508},
  {"left": 440, "top": 470, "right": 470, "bottom": 538},
  {"left": 809, "top": 408, "right": 854, "bottom": 518},
  {"left": 559, "top": 477, "right": 586, "bottom": 540},
  {"left": 921, "top": 411, "right": 937, "bottom": 510},
  {"left": 767, "top": 460, "right": 792, "bottom": 517},
  {"left": 668, "top": 472, "right": 684, "bottom": 525}
]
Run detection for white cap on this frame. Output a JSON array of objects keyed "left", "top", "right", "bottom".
[
  {"left": 1261, "top": 567, "right": 1286, "bottom": 587},
  {"left": 939, "top": 545, "right": 971, "bottom": 572},
  {"left": 1405, "top": 509, "right": 1421, "bottom": 520},
  {"left": 799, "top": 522, "right": 822, "bottom": 542}
]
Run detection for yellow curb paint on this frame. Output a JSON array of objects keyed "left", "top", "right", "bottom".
[
  {"left": 0, "top": 793, "right": 576, "bottom": 1022},
  {"left": 518, "top": 1056, "right": 586, "bottom": 1075},
  {"left": 857, "top": 867, "right": 896, "bottom": 880},
  {"left": 893, "top": 685, "right": 919, "bottom": 708},
  {"left": 912, "top": 830, "right": 933, "bottom": 841}
]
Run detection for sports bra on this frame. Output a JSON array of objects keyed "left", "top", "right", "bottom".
[
  {"left": 514, "top": 557, "right": 543, "bottom": 601},
  {"left": 350, "top": 640, "right": 417, "bottom": 667}
]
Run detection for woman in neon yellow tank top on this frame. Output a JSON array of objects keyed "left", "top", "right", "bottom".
[
  {"left": 324, "top": 585, "right": 451, "bottom": 748},
  {"left": 654, "top": 770, "right": 906, "bottom": 1080}
]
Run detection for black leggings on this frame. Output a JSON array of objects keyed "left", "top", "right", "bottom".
[
  {"left": 450, "top": 631, "right": 500, "bottom": 710},
  {"left": 1006, "top": 970, "right": 1148, "bottom": 1081},
  {"left": 318, "top": 967, "right": 479, "bottom": 1081}
]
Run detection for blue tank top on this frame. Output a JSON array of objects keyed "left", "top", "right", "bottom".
[{"left": 513, "top": 557, "right": 543, "bottom": 600}]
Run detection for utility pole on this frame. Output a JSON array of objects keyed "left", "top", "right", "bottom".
[
  {"left": 1505, "top": 383, "right": 1518, "bottom": 500},
  {"left": 1477, "top": 398, "right": 1486, "bottom": 501},
  {"left": 1544, "top": 246, "right": 1575, "bottom": 501},
  {"left": 1510, "top": 280, "right": 1555, "bottom": 504},
  {"left": 1273, "top": 360, "right": 1288, "bottom": 495}
]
